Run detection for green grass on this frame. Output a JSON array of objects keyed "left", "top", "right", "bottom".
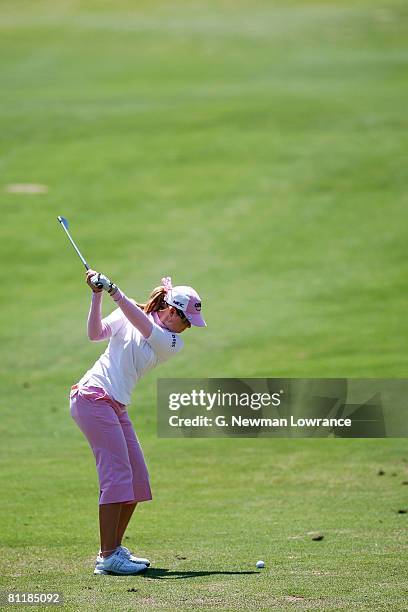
[{"left": 1, "top": 0, "right": 407, "bottom": 609}]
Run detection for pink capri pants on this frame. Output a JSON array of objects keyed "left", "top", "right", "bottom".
[{"left": 70, "top": 385, "right": 152, "bottom": 506}]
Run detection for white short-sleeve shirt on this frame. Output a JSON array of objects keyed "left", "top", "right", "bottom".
[{"left": 78, "top": 309, "right": 184, "bottom": 405}]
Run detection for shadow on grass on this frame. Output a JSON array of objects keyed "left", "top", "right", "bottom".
[{"left": 142, "top": 568, "right": 258, "bottom": 580}]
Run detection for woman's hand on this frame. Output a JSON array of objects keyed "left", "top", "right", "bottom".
[
  {"left": 86, "top": 269, "right": 103, "bottom": 293},
  {"left": 89, "top": 272, "right": 118, "bottom": 296}
]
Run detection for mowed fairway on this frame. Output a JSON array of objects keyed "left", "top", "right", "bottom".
[{"left": 1, "top": 0, "right": 408, "bottom": 610}]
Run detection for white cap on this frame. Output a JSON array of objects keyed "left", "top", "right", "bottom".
[{"left": 165, "top": 285, "right": 206, "bottom": 327}]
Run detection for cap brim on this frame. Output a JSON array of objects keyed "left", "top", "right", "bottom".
[{"left": 187, "top": 313, "right": 207, "bottom": 327}]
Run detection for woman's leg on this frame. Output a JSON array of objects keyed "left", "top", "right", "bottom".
[
  {"left": 117, "top": 502, "right": 138, "bottom": 547},
  {"left": 99, "top": 502, "right": 122, "bottom": 557},
  {"left": 70, "top": 392, "right": 137, "bottom": 558}
]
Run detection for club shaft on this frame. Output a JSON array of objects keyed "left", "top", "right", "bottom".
[{"left": 58, "top": 218, "right": 90, "bottom": 270}]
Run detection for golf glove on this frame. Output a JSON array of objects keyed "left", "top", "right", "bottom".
[{"left": 90, "top": 273, "right": 118, "bottom": 296}]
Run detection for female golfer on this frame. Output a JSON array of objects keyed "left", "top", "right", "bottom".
[{"left": 70, "top": 270, "right": 206, "bottom": 575}]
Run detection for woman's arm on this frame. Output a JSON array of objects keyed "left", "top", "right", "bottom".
[
  {"left": 86, "top": 270, "right": 112, "bottom": 341},
  {"left": 112, "top": 289, "right": 153, "bottom": 338},
  {"left": 87, "top": 291, "right": 112, "bottom": 341}
]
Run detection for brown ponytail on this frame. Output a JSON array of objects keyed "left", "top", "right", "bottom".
[{"left": 135, "top": 286, "right": 168, "bottom": 314}]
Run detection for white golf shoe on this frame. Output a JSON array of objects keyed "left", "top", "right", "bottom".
[
  {"left": 95, "top": 545, "right": 150, "bottom": 567},
  {"left": 94, "top": 549, "right": 148, "bottom": 576}
]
